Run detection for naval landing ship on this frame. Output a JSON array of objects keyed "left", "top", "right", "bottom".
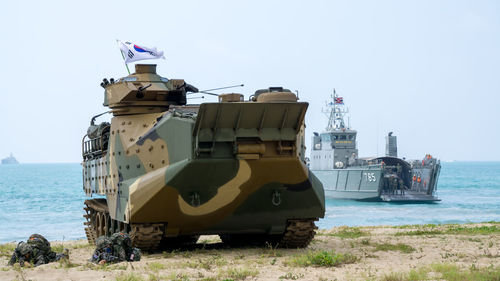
[{"left": 309, "top": 92, "right": 440, "bottom": 202}]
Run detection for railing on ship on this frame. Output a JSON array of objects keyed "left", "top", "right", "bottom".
[{"left": 82, "top": 127, "right": 110, "bottom": 160}]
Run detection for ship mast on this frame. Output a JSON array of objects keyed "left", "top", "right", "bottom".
[{"left": 322, "top": 89, "right": 349, "bottom": 131}]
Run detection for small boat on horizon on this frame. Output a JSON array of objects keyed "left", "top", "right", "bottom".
[{"left": 1, "top": 153, "right": 19, "bottom": 165}]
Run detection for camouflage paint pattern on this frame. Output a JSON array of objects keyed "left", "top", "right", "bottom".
[{"left": 83, "top": 64, "right": 324, "bottom": 237}]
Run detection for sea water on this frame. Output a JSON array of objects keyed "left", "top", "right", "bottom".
[{"left": 0, "top": 162, "right": 499, "bottom": 243}]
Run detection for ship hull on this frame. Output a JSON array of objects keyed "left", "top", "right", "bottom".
[
  {"left": 325, "top": 190, "right": 380, "bottom": 200},
  {"left": 312, "top": 162, "right": 440, "bottom": 203},
  {"left": 313, "top": 167, "right": 382, "bottom": 201}
]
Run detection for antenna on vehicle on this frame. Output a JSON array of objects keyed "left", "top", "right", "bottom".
[
  {"left": 198, "top": 91, "right": 219, "bottom": 96},
  {"left": 201, "top": 84, "right": 244, "bottom": 92},
  {"left": 187, "top": 84, "right": 244, "bottom": 96},
  {"left": 187, "top": 96, "right": 205, "bottom": 100}
]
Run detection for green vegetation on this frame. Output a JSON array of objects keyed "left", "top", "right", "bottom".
[
  {"left": 184, "top": 255, "right": 228, "bottom": 270},
  {"left": 381, "top": 268, "right": 428, "bottom": 281},
  {"left": 69, "top": 242, "right": 94, "bottom": 249},
  {"left": 327, "top": 227, "right": 368, "bottom": 239},
  {"left": 81, "top": 262, "right": 119, "bottom": 271},
  {"left": 55, "top": 258, "right": 79, "bottom": 269},
  {"left": 382, "top": 263, "right": 500, "bottom": 281},
  {"left": 162, "top": 249, "right": 179, "bottom": 258},
  {"left": 374, "top": 243, "right": 415, "bottom": 253},
  {"left": 0, "top": 243, "right": 16, "bottom": 257},
  {"left": 218, "top": 267, "right": 259, "bottom": 280},
  {"left": 167, "top": 272, "right": 190, "bottom": 281},
  {"left": 279, "top": 272, "right": 304, "bottom": 280},
  {"left": 467, "top": 237, "right": 482, "bottom": 242},
  {"left": 147, "top": 262, "right": 166, "bottom": 272},
  {"left": 361, "top": 238, "right": 371, "bottom": 245},
  {"left": 51, "top": 243, "right": 65, "bottom": 253},
  {"left": 396, "top": 229, "right": 443, "bottom": 236},
  {"left": 381, "top": 272, "right": 407, "bottom": 281},
  {"left": 395, "top": 225, "right": 499, "bottom": 236},
  {"left": 394, "top": 223, "right": 439, "bottom": 229},
  {"left": 147, "top": 273, "right": 162, "bottom": 281},
  {"left": 260, "top": 242, "right": 283, "bottom": 257},
  {"left": 115, "top": 272, "right": 144, "bottom": 281},
  {"left": 199, "top": 278, "right": 217, "bottom": 281},
  {"left": 289, "top": 250, "right": 357, "bottom": 267},
  {"left": 431, "top": 263, "right": 500, "bottom": 281}
]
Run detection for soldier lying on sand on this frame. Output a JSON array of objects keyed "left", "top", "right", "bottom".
[
  {"left": 8, "top": 234, "right": 68, "bottom": 267},
  {"left": 91, "top": 232, "right": 141, "bottom": 264}
]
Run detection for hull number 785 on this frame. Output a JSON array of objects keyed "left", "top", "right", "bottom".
[{"left": 364, "top": 172, "right": 376, "bottom": 182}]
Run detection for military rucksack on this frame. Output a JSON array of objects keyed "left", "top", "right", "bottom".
[
  {"left": 129, "top": 247, "right": 141, "bottom": 261},
  {"left": 27, "top": 234, "right": 51, "bottom": 254},
  {"left": 110, "top": 232, "right": 132, "bottom": 248}
]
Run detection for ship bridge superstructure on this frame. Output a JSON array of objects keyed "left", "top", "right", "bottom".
[{"left": 310, "top": 91, "right": 358, "bottom": 170}]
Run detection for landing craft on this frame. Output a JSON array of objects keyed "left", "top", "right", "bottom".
[
  {"left": 310, "top": 91, "right": 440, "bottom": 202},
  {"left": 82, "top": 64, "right": 325, "bottom": 250}
]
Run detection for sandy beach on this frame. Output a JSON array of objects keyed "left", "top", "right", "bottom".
[{"left": 1, "top": 222, "right": 498, "bottom": 281}]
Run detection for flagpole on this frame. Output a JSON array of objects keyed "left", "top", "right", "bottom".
[{"left": 119, "top": 50, "right": 131, "bottom": 75}]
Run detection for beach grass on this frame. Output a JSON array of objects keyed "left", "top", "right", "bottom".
[
  {"left": 0, "top": 222, "right": 497, "bottom": 280},
  {"left": 383, "top": 263, "right": 500, "bottom": 281},
  {"left": 373, "top": 242, "right": 416, "bottom": 253},
  {"left": 279, "top": 272, "right": 304, "bottom": 280},
  {"left": 0, "top": 243, "right": 16, "bottom": 258},
  {"left": 147, "top": 261, "right": 166, "bottom": 272},
  {"left": 115, "top": 272, "right": 144, "bottom": 281},
  {"left": 288, "top": 250, "right": 358, "bottom": 267},
  {"left": 395, "top": 225, "right": 500, "bottom": 236},
  {"left": 218, "top": 266, "right": 259, "bottom": 280},
  {"left": 324, "top": 226, "right": 369, "bottom": 239}
]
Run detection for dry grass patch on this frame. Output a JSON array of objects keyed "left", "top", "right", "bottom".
[
  {"left": 218, "top": 266, "right": 259, "bottom": 280},
  {"left": 115, "top": 272, "right": 145, "bottom": 281},
  {"left": 395, "top": 224, "right": 500, "bottom": 237},
  {"left": 382, "top": 263, "right": 500, "bottom": 281},
  {"left": 0, "top": 243, "right": 16, "bottom": 257},
  {"left": 325, "top": 226, "right": 369, "bottom": 239},
  {"left": 373, "top": 242, "right": 415, "bottom": 253}
]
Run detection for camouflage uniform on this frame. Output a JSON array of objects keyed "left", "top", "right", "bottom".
[
  {"left": 91, "top": 236, "right": 119, "bottom": 264},
  {"left": 91, "top": 233, "right": 141, "bottom": 264},
  {"left": 8, "top": 234, "right": 68, "bottom": 267}
]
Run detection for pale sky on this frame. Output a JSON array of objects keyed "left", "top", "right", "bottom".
[{"left": 1, "top": 0, "right": 499, "bottom": 162}]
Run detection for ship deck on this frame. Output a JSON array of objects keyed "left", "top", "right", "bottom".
[{"left": 380, "top": 191, "right": 440, "bottom": 203}]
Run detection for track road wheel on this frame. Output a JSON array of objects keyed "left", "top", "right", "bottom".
[
  {"left": 279, "top": 219, "right": 318, "bottom": 248},
  {"left": 129, "top": 223, "right": 163, "bottom": 251}
]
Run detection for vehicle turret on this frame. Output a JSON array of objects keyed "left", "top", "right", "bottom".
[{"left": 102, "top": 64, "right": 197, "bottom": 115}]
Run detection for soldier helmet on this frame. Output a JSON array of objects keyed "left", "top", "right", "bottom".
[{"left": 95, "top": 236, "right": 113, "bottom": 250}]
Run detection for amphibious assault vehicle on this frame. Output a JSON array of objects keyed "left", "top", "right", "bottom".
[
  {"left": 82, "top": 64, "right": 325, "bottom": 250},
  {"left": 310, "top": 92, "right": 440, "bottom": 202}
]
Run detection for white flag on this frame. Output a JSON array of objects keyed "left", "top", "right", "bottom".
[{"left": 117, "top": 40, "right": 165, "bottom": 63}]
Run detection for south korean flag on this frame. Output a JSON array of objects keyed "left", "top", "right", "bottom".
[{"left": 117, "top": 40, "right": 165, "bottom": 63}]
